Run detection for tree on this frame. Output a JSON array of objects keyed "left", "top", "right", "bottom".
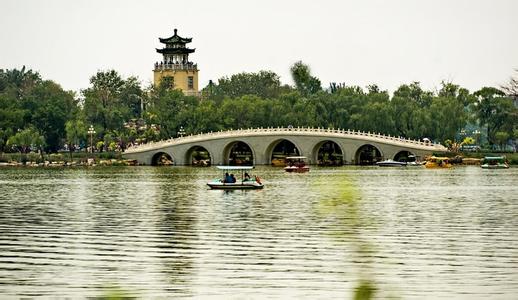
[
  {"left": 6, "top": 127, "right": 45, "bottom": 163},
  {"left": 0, "top": 66, "right": 41, "bottom": 98},
  {"left": 501, "top": 69, "right": 518, "bottom": 98},
  {"left": 82, "top": 70, "right": 127, "bottom": 137},
  {"left": 120, "top": 76, "right": 145, "bottom": 117},
  {"left": 429, "top": 97, "right": 467, "bottom": 143},
  {"left": 65, "top": 119, "right": 86, "bottom": 160},
  {"left": 29, "top": 80, "right": 78, "bottom": 151},
  {"left": 0, "top": 67, "right": 76, "bottom": 152},
  {"left": 473, "top": 87, "right": 515, "bottom": 146},
  {"left": 495, "top": 131, "right": 510, "bottom": 150},
  {"left": 290, "top": 61, "right": 321, "bottom": 96},
  {"left": 147, "top": 89, "right": 194, "bottom": 138},
  {"left": 393, "top": 82, "right": 433, "bottom": 108},
  {"left": 205, "top": 71, "right": 282, "bottom": 100}
]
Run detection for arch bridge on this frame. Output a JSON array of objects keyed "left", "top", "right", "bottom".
[{"left": 123, "top": 127, "right": 447, "bottom": 166}]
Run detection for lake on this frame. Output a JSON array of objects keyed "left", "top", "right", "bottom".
[{"left": 0, "top": 166, "right": 517, "bottom": 299}]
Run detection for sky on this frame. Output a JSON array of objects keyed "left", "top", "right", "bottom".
[{"left": 1, "top": 0, "right": 517, "bottom": 94}]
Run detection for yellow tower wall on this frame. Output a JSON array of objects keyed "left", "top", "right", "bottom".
[{"left": 153, "top": 69, "right": 199, "bottom": 96}]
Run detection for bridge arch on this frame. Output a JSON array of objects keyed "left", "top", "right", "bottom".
[
  {"left": 185, "top": 145, "right": 212, "bottom": 166},
  {"left": 394, "top": 150, "right": 414, "bottom": 162},
  {"left": 266, "top": 138, "right": 302, "bottom": 166},
  {"left": 223, "top": 140, "right": 255, "bottom": 166},
  {"left": 313, "top": 140, "right": 344, "bottom": 166},
  {"left": 355, "top": 144, "right": 383, "bottom": 165},
  {"left": 151, "top": 152, "right": 174, "bottom": 166}
]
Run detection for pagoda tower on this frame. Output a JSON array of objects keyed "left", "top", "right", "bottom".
[{"left": 154, "top": 29, "right": 199, "bottom": 96}]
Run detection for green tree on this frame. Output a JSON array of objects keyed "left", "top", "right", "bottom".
[
  {"left": 82, "top": 70, "right": 128, "bottom": 137},
  {"left": 473, "top": 87, "right": 515, "bottom": 146},
  {"left": 205, "top": 71, "right": 282, "bottom": 100},
  {"left": 29, "top": 81, "right": 78, "bottom": 151},
  {"left": 6, "top": 127, "right": 45, "bottom": 163},
  {"left": 147, "top": 88, "right": 197, "bottom": 138},
  {"left": 65, "top": 119, "right": 86, "bottom": 160},
  {"left": 501, "top": 69, "right": 518, "bottom": 98},
  {"left": 494, "top": 131, "right": 509, "bottom": 150},
  {"left": 290, "top": 61, "right": 322, "bottom": 96},
  {"left": 120, "top": 76, "right": 145, "bottom": 117},
  {"left": 0, "top": 67, "right": 77, "bottom": 152}
]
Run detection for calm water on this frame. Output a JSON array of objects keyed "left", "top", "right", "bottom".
[{"left": 0, "top": 166, "right": 517, "bottom": 299}]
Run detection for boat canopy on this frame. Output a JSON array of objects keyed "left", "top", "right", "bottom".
[
  {"left": 483, "top": 156, "right": 506, "bottom": 161},
  {"left": 216, "top": 166, "right": 254, "bottom": 170},
  {"left": 286, "top": 156, "right": 307, "bottom": 160}
]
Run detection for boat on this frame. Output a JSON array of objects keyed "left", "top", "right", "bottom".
[
  {"left": 406, "top": 155, "right": 424, "bottom": 166},
  {"left": 284, "top": 156, "right": 310, "bottom": 173},
  {"left": 376, "top": 159, "right": 407, "bottom": 167},
  {"left": 481, "top": 156, "right": 509, "bottom": 169},
  {"left": 271, "top": 157, "right": 286, "bottom": 167},
  {"left": 424, "top": 156, "right": 452, "bottom": 168},
  {"left": 207, "top": 166, "right": 264, "bottom": 189}
]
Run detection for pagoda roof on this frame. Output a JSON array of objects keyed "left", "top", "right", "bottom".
[
  {"left": 159, "top": 29, "right": 192, "bottom": 44},
  {"left": 156, "top": 47, "right": 195, "bottom": 54}
]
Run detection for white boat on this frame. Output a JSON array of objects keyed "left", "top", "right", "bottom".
[
  {"left": 284, "top": 156, "right": 310, "bottom": 173},
  {"left": 376, "top": 159, "right": 407, "bottom": 167},
  {"left": 406, "top": 155, "right": 424, "bottom": 166},
  {"left": 207, "top": 166, "right": 264, "bottom": 189}
]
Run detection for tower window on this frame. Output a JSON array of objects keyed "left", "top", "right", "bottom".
[
  {"left": 188, "top": 76, "right": 194, "bottom": 89},
  {"left": 162, "top": 76, "right": 174, "bottom": 89}
]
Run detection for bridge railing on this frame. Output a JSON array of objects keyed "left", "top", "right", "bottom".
[{"left": 125, "top": 127, "right": 443, "bottom": 153}]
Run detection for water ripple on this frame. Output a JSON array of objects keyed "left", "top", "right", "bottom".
[{"left": 0, "top": 166, "right": 517, "bottom": 298}]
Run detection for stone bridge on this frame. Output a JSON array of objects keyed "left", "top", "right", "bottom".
[{"left": 123, "top": 127, "right": 447, "bottom": 165}]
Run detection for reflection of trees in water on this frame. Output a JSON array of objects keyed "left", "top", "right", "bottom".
[
  {"left": 317, "top": 141, "right": 343, "bottom": 166},
  {"left": 189, "top": 146, "right": 211, "bottom": 166},
  {"left": 355, "top": 145, "right": 382, "bottom": 165},
  {"left": 272, "top": 140, "right": 299, "bottom": 156},
  {"left": 154, "top": 170, "right": 197, "bottom": 290},
  {"left": 394, "top": 150, "right": 413, "bottom": 162},
  {"left": 228, "top": 142, "right": 253, "bottom": 166},
  {"left": 271, "top": 140, "right": 299, "bottom": 164},
  {"left": 312, "top": 174, "right": 377, "bottom": 299}
]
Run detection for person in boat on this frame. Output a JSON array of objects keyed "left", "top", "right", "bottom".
[
  {"left": 244, "top": 172, "right": 251, "bottom": 181},
  {"left": 230, "top": 174, "right": 237, "bottom": 183},
  {"left": 223, "top": 172, "right": 231, "bottom": 183}
]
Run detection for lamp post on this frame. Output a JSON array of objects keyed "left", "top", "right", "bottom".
[
  {"left": 178, "top": 126, "right": 185, "bottom": 138},
  {"left": 87, "top": 125, "right": 96, "bottom": 159}
]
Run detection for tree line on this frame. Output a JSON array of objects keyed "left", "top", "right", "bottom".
[{"left": 1, "top": 63, "right": 517, "bottom": 158}]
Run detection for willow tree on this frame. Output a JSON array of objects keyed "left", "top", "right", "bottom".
[{"left": 7, "top": 127, "right": 45, "bottom": 163}]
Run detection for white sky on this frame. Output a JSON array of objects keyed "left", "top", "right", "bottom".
[{"left": 1, "top": 0, "right": 517, "bottom": 94}]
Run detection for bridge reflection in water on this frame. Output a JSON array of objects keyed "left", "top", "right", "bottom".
[{"left": 123, "top": 127, "right": 446, "bottom": 166}]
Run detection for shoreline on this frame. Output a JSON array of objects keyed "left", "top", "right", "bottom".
[{"left": 1, "top": 151, "right": 517, "bottom": 167}]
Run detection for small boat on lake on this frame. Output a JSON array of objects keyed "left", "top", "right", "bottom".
[
  {"left": 284, "top": 156, "right": 310, "bottom": 173},
  {"left": 376, "top": 159, "right": 407, "bottom": 167},
  {"left": 481, "top": 156, "right": 509, "bottom": 169},
  {"left": 207, "top": 166, "right": 264, "bottom": 189},
  {"left": 424, "top": 156, "right": 452, "bottom": 168},
  {"left": 406, "top": 155, "right": 424, "bottom": 166}
]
